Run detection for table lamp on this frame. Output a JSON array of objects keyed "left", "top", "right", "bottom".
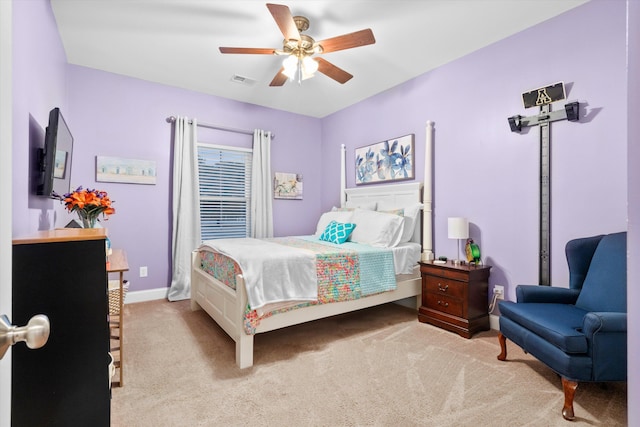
[{"left": 448, "top": 217, "right": 469, "bottom": 265}]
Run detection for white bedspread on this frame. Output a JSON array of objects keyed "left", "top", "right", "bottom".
[{"left": 199, "top": 238, "right": 317, "bottom": 310}]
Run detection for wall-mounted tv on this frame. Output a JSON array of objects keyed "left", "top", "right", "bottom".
[{"left": 37, "top": 107, "right": 73, "bottom": 198}]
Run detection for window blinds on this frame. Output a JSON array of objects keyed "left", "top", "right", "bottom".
[{"left": 197, "top": 143, "right": 252, "bottom": 240}]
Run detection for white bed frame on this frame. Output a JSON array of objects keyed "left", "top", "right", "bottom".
[{"left": 191, "top": 122, "right": 435, "bottom": 368}]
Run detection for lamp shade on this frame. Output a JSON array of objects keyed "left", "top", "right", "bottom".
[{"left": 448, "top": 217, "right": 469, "bottom": 239}]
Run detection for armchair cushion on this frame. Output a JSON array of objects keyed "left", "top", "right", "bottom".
[
  {"left": 583, "top": 312, "right": 627, "bottom": 336},
  {"left": 565, "top": 234, "right": 604, "bottom": 290},
  {"left": 574, "top": 232, "right": 627, "bottom": 312},
  {"left": 516, "top": 285, "right": 580, "bottom": 304},
  {"left": 499, "top": 301, "right": 589, "bottom": 353}
]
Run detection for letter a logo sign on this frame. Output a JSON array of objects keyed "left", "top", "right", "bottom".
[
  {"left": 536, "top": 89, "right": 553, "bottom": 106},
  {"left": 522, "top": 82, "right": 566, "bottom": 108}
]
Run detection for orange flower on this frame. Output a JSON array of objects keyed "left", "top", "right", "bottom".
[{"left": 56, "top": 186, "right": 116, "bottom": 226}]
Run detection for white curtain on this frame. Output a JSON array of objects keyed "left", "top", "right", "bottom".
[
  {"left": 250, "top": 129, "right": 273, "bottom": 238},
  {"left": 168, "top": 117, "right": 201, "bottom": 301}
]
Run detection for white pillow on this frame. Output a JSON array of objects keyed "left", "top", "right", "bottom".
[
  {"left": 349, "top": 209, "right": 404, "bottom": 248},
  {"left": 345, "top": 200, "right": 377, "bottom": 210},
  {"left": 399, "top": 204, "right": 422, "bottom": 243},
  {"left": 315, "top": 210, "right": 354, "bottom": 236},
  {"left": 377, "top": 203, "right": 423, "bottom": 243}
]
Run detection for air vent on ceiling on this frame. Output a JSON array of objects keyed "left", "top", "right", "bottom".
[{"left": 231, "top": 74, "right": 256, "bottom": 86}]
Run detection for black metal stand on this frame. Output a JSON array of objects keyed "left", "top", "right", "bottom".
[{"left": 507, "top": 83, "right": 580, "bottom": 285}]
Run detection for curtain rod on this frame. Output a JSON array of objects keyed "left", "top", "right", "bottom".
[{"left": 166, "top": 116, "right": 274, "bottom": 138}]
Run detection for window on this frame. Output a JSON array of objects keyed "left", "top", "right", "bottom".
[{"left": 197, "top": 143, "right": 252, "bottom": 240}]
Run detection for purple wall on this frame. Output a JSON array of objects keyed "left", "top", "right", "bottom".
[
  {"left": 627, "top": 0, "right": 639, "bottom": 424},
  {"left": 64, "top": 66, "right": 322, "bottom": 293},
  {"left": 322, "top": 0, "right": 627, "bottom": 299},
  {"left": 12, "top": 0, "right": 69, "bottom": 237},
  {"left": 13, "top": 0, "right": 629, "bottom": 300},
  {"left": 12, "top": 0, "right": 323, "bottom": 294}
]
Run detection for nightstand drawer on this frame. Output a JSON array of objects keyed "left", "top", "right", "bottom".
[
  {"left": 425, "top": 293, "right": 463, "bottom": 317},
  {"left": 423, "top": 275, "right": 465, "bottom": 299}
]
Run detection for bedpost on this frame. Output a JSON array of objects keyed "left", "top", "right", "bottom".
[
  {"left": 422, "top": 121, "right": 434, "bottom": 261},
  {"left": 340, "top": 144, "right": 346, "bottom": 208},
  {"left": 235, "top": 275, "right": 254, "bottom": 368}
]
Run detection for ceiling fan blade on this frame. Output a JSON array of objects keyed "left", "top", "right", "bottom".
[
  {"left": 316, "top": 58, "right": 353, "bottom": 84},
  {"left": 317, "top": 29, "right": 376, "bottom": 53},
  {"left": 219, "top": 47, "right": 276, "bottom": 55},
  {"left": 269, "top": 67, "right": 288, "bottom": 86},
  {"left": 266, "top": 3, "right": 300, "bottom": 41}
]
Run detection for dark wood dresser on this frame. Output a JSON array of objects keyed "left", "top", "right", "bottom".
[
  {"left": 12, "top": 229, "right": 111, "bottom": 427},
  {"left": 418, "top": 261, "right": 491, "bottom": 338}
]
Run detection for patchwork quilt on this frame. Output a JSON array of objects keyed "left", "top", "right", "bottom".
[{"left": 199, "top": 236, "right": 397, "bottom": 334}]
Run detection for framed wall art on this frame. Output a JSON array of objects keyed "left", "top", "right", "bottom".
[
  {"left": 274, "top": 172, "right": 303, "bottom": 199},
  {"left": 355, "top": 134, "right": 414, "bottom": 185},
  {"left": 96, "top": 156, "right": 157, "bottom": 185}
]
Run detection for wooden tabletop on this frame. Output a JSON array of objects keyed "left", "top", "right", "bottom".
[
  {"left": 13, "top": 228, "right": 107, "bottom": 245},
  {"left": 419, "top": 259, "right": 491, "bottom": 272},
  {"left": 108, "top": 249, "right": 129, "bottom": 272}
]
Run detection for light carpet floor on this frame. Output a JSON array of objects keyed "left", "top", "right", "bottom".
[{"left": 111, "top": 300, "right": 627, "bottom": 426}]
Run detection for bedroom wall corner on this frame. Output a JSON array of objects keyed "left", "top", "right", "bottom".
[
  {"left": 320, "top": 0, "right": 627, "bottom": 298},
  {"left": 65, "top": 65, "right": 324, "bottom": 294},
  {"left": 12, "top": 0, "right": 70, "bottom": 237},
  {"left": 626, "top": 0, "right": 639, "bottom": 424}
]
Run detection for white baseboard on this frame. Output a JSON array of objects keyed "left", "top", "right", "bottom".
[
  {"left": 125, "top": 287, "right": 169, "bottom": 304},
  {"left": 490, "top": 314, "right": 500, "bottom": 331}
]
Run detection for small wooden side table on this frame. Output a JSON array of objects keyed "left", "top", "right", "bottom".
[
  {"left": 107, "top": 249, "right": 129, "bottom": 387},
  {"left": 418, "top": 261, "right": 491, "bottom": 338}
]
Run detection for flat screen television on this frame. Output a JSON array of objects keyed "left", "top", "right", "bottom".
[{"left": 37, "top": 107, "right": 73, "bottom": 198}]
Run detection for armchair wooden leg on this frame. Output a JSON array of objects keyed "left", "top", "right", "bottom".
[
  {"left": 497, "top": 332, "right": 507, "bottom": 361},
  {"left": 561, "top": 377, "right": 578, "bottom": 421}
]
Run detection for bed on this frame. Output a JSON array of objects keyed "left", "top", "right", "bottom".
[{"left": 190, "top": 123, "right": 435, "bottom": 368}]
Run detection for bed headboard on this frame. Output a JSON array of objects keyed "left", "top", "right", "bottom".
[
  {"left": 339, "top": 121, "right": 434, "bottom": 261},
  {"left": 344, "top": 182, "right": 424, "bottom": 244}
]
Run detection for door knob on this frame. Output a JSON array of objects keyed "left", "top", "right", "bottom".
[{"left": 0, "top": 314, "right": 50, "bottom": 360}]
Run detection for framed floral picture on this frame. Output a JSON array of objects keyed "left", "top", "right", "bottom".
[{"left": 355, "top": 134, "right": 414, "bottom": 185}]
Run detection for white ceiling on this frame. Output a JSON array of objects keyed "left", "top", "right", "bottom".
[{"left": 51, "top": 0, "right": 589, "bottom": 118}]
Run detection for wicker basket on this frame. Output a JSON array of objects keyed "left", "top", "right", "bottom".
[{"left": 108, "top": 279, "right": 129, "bottom": 315}]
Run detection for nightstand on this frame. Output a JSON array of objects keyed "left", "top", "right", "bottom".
[{"left": 418, "top": 261, "right": 491, "bottom": 338}]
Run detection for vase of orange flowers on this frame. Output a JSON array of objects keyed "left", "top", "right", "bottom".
[{"left": 57, "top": 186, "right": 116, "bottom": 228}]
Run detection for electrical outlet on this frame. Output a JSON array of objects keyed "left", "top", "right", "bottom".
[
  {"left": 494, "top": 285, "right": 504, "bottom": 300},
  {"left": 140, "top": 266, "right": 148, "bottom": 278}
]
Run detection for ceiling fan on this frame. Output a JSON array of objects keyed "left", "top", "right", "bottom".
[{"left": 219, "top": 3, "right": 376, "bottom": 86}]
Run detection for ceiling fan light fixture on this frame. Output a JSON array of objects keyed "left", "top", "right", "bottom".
[
  {"left": 282, "top": 55, "right": 298, "bottom": 79},
  {"left": 282, "top": 54, "right": 317, "bottom": 83},
  {"left": 302, "top": 56, "right": 318, "bottom": 75},
  {"left": 300, "top": 66, "right": 314, "bottom": 81},
  {"left": 220, "top": 3, "right": 375, "bottom": 87}
]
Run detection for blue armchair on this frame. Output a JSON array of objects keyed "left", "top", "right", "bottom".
[{"left": 497, "top": 232, "right": 627, "bottom": 420}]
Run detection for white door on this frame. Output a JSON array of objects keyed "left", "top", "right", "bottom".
[{"left": 1, "top": 0, "right": 13, "bottom": 425}]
